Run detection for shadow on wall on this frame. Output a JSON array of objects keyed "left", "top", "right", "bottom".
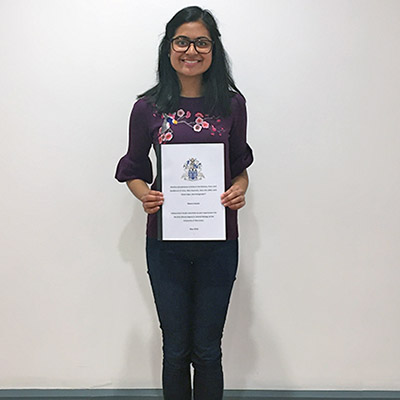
[
  {"left": 223, "top": 186, "right": 290, "bottom": 388},
  {"left": 117, "top": 202, "right": 162, "bottom": 387}
]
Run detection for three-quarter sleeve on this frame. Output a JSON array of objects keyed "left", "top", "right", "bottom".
[
  {"left": 229, "top": 93, "right": 254, "bottom": 178},
  {"left": 115, "top": 99, "right": 153, "bottom": 183}
]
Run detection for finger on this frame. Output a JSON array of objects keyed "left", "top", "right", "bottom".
[
  {"left": 143, "top": 199, "right": 163, "bottom": 209},
  {"left": 143, "top": 199, "right": 163, "bottom": 210},
  {"left": 225, "top": 186, "right": 244, "bottom": 197},
  {"left": 221, "top": 188, "right": 231, "bottom": 198},
  {"left": 221, "top": 186, "right": 236, "bottom": 198},
  {"left": 221, "top": 191, "right": 244, "bottom": 206},
  {"left": 224, "top": 196, "right": 245, "bottom": 207},
  {"left": 228, "top": 199, "right": 246, "bottom": 210},
  {"left": 148, "top": 190, "right": 164, "bottom": 196},
  {"left": 144, "top": 205, "right": 160, "bottom": 214},
  {"left": 143, "top": 196, "right": 163, "bottom": 205},
  {"left": 224, "top": 191, "right": 243, "bottom": 202},
  {"left": 142, "top": 193, "right": 164, "bottom": 203}
]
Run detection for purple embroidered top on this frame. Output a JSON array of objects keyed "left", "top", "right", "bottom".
[{"left": 115, "top": 93, "right": 254, "bottom": 239}]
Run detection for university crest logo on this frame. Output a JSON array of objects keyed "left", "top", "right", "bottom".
[{"left": 182, "top": 158, "right": 205, "bottom": 181}]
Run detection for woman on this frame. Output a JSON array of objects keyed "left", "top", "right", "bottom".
[{"left": 115, "top": 6, "right": 253, "bottom": 399}]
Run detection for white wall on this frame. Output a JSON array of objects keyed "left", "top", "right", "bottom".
[{"left": 1, "top": 0, "right": 399, "bottom": 390}]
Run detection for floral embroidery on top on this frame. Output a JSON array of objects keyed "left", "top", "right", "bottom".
[{"left": 153, "top": 108, "right": 224, "bottom": 144}]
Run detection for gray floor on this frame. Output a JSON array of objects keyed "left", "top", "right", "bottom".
[
  {"left": 0, "top": 396, "right": 306, "bottom": 400},
  {"left": 0, "top": 390, "right": 398, "bottom": 400}
]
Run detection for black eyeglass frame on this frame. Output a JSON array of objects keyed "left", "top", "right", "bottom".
[{"left": 169, "top": 36, "right": 214, "bottom": 54}]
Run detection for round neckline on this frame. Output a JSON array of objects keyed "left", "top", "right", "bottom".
[{"left": 180, "top": 95, "right": 204, "bottom": 99}]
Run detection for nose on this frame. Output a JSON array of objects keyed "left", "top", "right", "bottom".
[{"left": 185, "top": 42, "right": 198, "bottom": 54}]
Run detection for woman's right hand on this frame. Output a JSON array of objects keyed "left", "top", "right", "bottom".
[
  {"left": 140, "top": 190, "right": 164, "bottom": 214},
  {"left": 126, "top": 179, "right": 164, "bottom": 214}
]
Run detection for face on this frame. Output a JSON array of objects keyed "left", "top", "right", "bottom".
[{"left": 169, "top": 21, "right": 213, "bottom": 81}]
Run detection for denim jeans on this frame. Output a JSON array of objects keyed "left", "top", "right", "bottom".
[{"left": 146, "top": 238, "right": 239, "bottom": 400}]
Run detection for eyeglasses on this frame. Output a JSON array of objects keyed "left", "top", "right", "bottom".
[{"left": 170, "top": 36, "right": 213, "bottom": 54}]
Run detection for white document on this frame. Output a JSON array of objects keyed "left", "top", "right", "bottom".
[{"left": 160, "top": 143, "right": 226, "bottom": 240}]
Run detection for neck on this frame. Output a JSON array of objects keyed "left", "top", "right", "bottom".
[{"left": 178, "top": 75, "right": 203, "bottom": 97}]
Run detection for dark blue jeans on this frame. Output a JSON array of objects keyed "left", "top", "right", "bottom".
[{"left": 146, "top": 238, "right": 239, "bottom": 400}]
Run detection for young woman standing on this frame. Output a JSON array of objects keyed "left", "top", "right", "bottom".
[{"left": 116, "top": 6, "right": 253, "bottom": 399}]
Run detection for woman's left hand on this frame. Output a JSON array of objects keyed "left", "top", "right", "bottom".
[
  {"left": 221, "top": 184, "right": 246, "bottom": 210},
  {"left": 220, "top": 169, "right": 249, "bottom": 211}
]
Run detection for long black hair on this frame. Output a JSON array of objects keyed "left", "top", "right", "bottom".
[{"left": 139, "top": 6, "right": 242, "bottom": 116}]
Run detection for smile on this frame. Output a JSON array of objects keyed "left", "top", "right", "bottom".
[{"left": 181, "top": 60, "right": 201, "bottom": 64}]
